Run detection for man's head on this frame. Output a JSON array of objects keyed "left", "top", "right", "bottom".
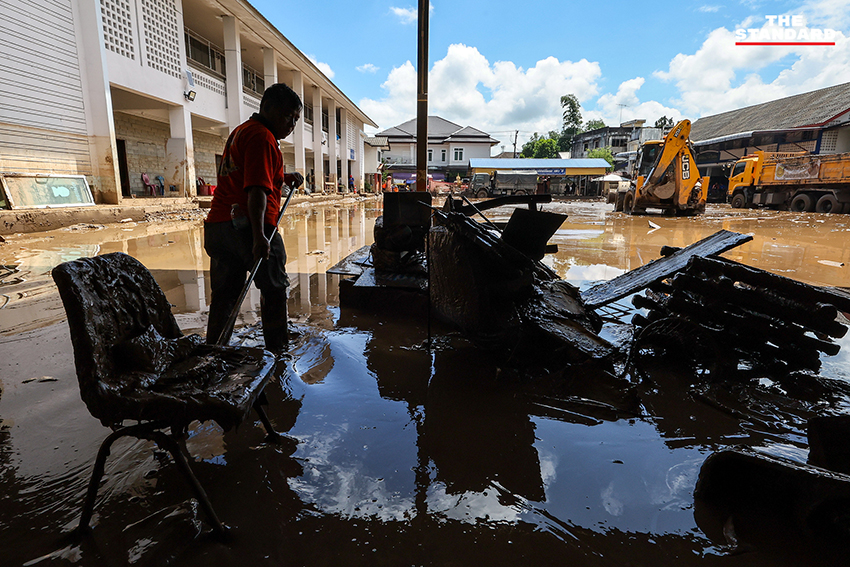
[{"left": 259, "top": 83, "right": 303, "bottom": 140}]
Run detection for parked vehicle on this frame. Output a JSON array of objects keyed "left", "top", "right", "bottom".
[
  {"left": 727, "top": 151, "right": 850, "bottom": 213},
  {"left": 468, "top": 172, "right": 538, "bottom": 198},
  {"left": 612, "top": 119, "right": 709, "bottom": 216}
]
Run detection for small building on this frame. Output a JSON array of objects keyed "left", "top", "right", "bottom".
[
  {"left": 377, "top": 116, "right": 499, "bottom": 184},
  {"left": 571, "top": 124, "right": 637, "bottom": 158},
  {"left": 363, "top": 137, "right": 389, "bottom": 192},
  {"left": 468, "top": 158, "right": 611, "bottom": 196}
]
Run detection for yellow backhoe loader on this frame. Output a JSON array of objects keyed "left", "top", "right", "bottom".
[{"left": 613, "top": 119, "right": 709, "bottom": 216}]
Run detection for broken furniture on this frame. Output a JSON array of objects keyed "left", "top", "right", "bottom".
[
  {"left": 52, "top": 252, "right": 280, "bottom": 538},
  {"left": 628, "top": 255, "right": 850, "bottom": 374}
]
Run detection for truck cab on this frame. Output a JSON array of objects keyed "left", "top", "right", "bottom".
[
  {"left": 469, "top": 173, "right": 491, "bottom": 197},
  {"left": 727, "top": 156, "right": 758, "bottom": 208}
]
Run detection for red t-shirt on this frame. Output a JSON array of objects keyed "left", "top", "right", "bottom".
[{"left": 205, "top": 116, "right": 282, "bottom": 226}]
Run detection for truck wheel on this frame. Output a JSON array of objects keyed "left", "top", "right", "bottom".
[
  {"left": 731, "top": 193, "right": 747, "bottom": 209},
  {"left": 476, "top": 190, "right": 489, "bottom": 198},
  {"left": 790, "top": 193, "right": 814, "bottom": 212},
  {"left": 615, "top": 193, "right": 625, "bottom": 212},
  {"left": 623, "top": 192, "right": 636, "bottom": 215},
  {"left": 515, "top": 190, "right": 526, "bottom": 196},
  {"left": 815, "top": 194, "right": 840, "bottom": 214}
]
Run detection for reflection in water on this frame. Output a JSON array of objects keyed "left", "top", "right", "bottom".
[{"left": 1, "top": 201, "right": 850, "bottom": 565}]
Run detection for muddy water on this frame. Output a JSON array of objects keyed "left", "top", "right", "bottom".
[{"left": 1, "top": 199, "right": 849, "bottom": 566}]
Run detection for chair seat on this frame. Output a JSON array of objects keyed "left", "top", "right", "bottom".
[{"left": 104, "top": 335, "right": 275, "bottom": 430}]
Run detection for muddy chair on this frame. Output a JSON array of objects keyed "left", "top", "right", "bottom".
[{"left": 52, "top": 252, "right": 281, "bottom": 538}]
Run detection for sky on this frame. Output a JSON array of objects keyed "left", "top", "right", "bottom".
[{"left": 250, "top": 0, "right": 850, "bottom": 152}]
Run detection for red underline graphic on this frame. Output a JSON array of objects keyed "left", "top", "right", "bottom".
[{"left": 736, "top": 42, "right": 835, "bottom": 45}]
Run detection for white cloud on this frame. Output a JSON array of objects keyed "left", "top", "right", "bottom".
[
  {"left": 698, "top": 5, "right": 723, "bottom": 12},
  {"left": 360, "top": 44, "right": 601, "bottom": 145},
  {"left": 307, "top": 54, "right": 335, "bottom": 79},
  {"left": 390, "top": 6, "right": 417, "bottom": 24},
  {"left": 655, "top": 9, "right": 850, "bottom": 118},
  {"left": 591, "top": 77, "right": 684, "bottom": 126},
  {"left": 357, "top": 63, "right": 379, "bottom": 74}
]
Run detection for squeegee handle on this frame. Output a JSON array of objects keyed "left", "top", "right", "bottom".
[{"left": 215, "top": 184, "right": 296, "bottom": 346}]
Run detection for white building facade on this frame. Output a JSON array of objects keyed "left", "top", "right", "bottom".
[{"left": 0, "top": 0, "right": 376, "bottom": 204}]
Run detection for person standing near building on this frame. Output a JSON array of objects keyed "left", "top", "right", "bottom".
[{"left": 203, "top": 83, "right": 303, "bottom": 352}]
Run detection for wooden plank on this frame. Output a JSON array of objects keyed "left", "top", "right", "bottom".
[
  {"left": 326, "top": 245, "right": 371, "bottom": 276},
  {"left": 580, "top": 230, "right": 753, "bottom": 308}
]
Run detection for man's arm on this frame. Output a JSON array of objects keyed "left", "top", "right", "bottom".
[
  {"left": 246, "top": 186, "right": 269, "bottom": 261},
  {"left": 284, "top": 172, "right": 304, "bottom": 189}
]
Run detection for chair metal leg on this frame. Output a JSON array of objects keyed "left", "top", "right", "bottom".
[
  {"left": 148, "top": 431, "right": 227, "bottom": 539},
  {"left": 77, "top": 423, "right": 160, "bottom": 535}
]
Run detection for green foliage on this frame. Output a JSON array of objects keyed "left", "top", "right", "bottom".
[
  {"left": 654, "top": 116, "right": 675, "bottom": 128},
  {"left": 520, "top": 134, "right": 561, "bottom": 159},
  {"left": 587, "top": 147, "right": 615, "bottom": 167},
  {"left": 560, "top": 94, "right": 582, "bottom": 132},
  {"left": 533, "top": 138, "right": 559, "bottom": 158},
  {"left": 584, "top": 119, "right": 606, "bottom": 131}
]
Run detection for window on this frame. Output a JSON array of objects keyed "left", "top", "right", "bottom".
[
  {"left": 336, "top": 108, "right": 342, "bottom": 136},
  {"left": 321, "top": 107, "right": 329, "bottom": 132},
  {"left": 184, "top": 30, "right": 226, "bottom": 76},
  {"left": 242, "top": 65, "right": 264, "bottom": 96},
  {"left": 732, "top": 162, "right": 747, "bottom": 177},
  {"left": 441, "top": 149, "right": 446, "bottom": 162},
  {"left": 304, "top": 103, "right": 314, "bottom": 125},
  {"left": 453, "top": 148, "right": 464, "bottom": 161},
  {"left": 428, "top": 149, "right": 433, "bottom": 162}
]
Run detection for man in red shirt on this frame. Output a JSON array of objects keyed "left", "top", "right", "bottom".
[{"left": 204, "top": 83, "right": 303, "bottom": 352}]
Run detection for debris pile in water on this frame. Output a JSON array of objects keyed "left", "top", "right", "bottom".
[{"left": 630, "top": 255, "right": 850, "bottom": 375}]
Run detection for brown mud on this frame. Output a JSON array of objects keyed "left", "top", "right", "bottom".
[{"left": 1, "top": 199, "right": 849, "bottom": 566}]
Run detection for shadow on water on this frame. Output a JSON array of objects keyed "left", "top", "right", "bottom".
[{"left": 2, "top": 202, "right": 850, "bottom": 565}]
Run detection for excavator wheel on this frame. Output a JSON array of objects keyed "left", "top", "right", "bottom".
[{"left": 730, "top": 193, "right": 747, "bottom": 209}]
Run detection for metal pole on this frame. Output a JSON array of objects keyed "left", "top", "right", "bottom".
[{"left": 416, "top": 0, "right": 429, "bottom": 192}]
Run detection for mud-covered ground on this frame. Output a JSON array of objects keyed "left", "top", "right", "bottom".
[{"left": 1, "top": 198, "right": 849, "bottom": 566}]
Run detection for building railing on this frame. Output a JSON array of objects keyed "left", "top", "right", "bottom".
[{"left": 188, "top": 64, "right": 226, "bottom": 97}]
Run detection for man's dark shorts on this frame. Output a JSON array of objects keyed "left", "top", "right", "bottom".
[{"left": 204, "top": 220, "right": 288, "bottom": 296}]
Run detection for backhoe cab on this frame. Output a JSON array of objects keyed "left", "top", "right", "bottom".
[{"left": 613, "top": 119, "right": 708, "bottom": 216}]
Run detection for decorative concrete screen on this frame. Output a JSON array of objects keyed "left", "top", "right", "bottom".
[
  {"left": 0, "top": 175, "right": 95, "bottom": 209},
  {"left": 141, "top": 0, "right": 182, "bottom": 78},
  {"left": 101, "top": 0, "right": 136, "bottom": 60}
]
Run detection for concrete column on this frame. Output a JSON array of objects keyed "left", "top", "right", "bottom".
[
  {"left": 222, "top": 16, "right": 244, "bottom": 130},
  {"left": 289, "top": 70, "right": 306, "bottom": 180},
  {"left": 312, "top": 86, "right": 324, "bottom": 191},
  {"left": 166, "top": 105, "right": 196, "bottom": 196},
  {"left": 263, "top": 47, "right": 277, "bottom": 88},
  {"left": 328, "top": 98, "right": 338, "bottom": 189},
  {"left": 297, "top": 214, "right": 310, "bottom": 313},
  {"left": 339, "top": 108, "right": 350, "bottom": 193},
  {"left": 315, "top": 207, "right": 326, "bottom": 304},
  {"left": 72, "top": 0, "right": 121, "bottom": 204},
  {"left": 353, "top": 129, "right": 363, "bottom": 191}
]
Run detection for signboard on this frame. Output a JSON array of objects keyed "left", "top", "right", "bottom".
[
  {"left": 349, "top": 148, "right": 355, "bottom": 160},
  {"left": 534, "top": 168, "right": 566, "bottom": 175},
  {"left": 0, "top": 175, "right": 95, "bottom": 209}
]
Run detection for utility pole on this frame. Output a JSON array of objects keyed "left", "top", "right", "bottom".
[
  {"left": 512, "top": 130, "right": 518, "bottom": 157},
  {"left": 415, "top": 0, "right": 429, "bottom": 192},
  {"left": 617, "top": 104, "right": 628, "bottom": 125}
]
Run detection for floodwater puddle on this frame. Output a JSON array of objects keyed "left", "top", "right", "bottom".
[{"left": 1, "top": 199, "right": 849, "bottom": 565}]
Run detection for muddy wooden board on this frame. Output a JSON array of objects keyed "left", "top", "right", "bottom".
[
  {"left": 580, "top": 229, "right": 753, "bottom": 309},
  {"left": 327, "top": 245, "right": 371, "bottom": 276}
]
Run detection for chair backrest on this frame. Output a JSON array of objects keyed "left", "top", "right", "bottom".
[
  {"left": 141, "top": 173, "right": 152, "bottom": 185},
  {"left": 52, "top": 253, "right": 182, "bottom": 423}
]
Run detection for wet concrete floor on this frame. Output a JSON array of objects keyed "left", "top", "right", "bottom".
[{"left": 1, "top": 199, "right": 849, "bottom": 565}]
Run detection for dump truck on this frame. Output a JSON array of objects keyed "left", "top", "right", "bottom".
[
  {"left": 469, "top": 171, "right": 538, "bottom": 198},
  {"left": 727, "top": 151, "right": 850, "bottom": 213},
  {"left": 613, "top": 119, "right": 709, "bottom": 215}
]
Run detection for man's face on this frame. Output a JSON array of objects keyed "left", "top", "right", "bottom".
[{"left": 269, "top": 105, "right": 301, "bottom": 139}]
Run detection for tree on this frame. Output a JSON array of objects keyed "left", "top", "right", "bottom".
[
  {"left": 655, "top": 116, "right": 675, "bottom": 128},
  {"left": 533, "top": 138, "right": 559, "bottom": 159},
  {"left": 584, "top": 119, "right": 606, "bottom": 132},
  {"left": 520, "top": 133, "right": 541, "bottom": 158},
  {"left": 560, "top": 94, "right": 583, "bottom": 136},
  {"left": 587, "top": 147, "right": 614, "bottom": 167}
]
